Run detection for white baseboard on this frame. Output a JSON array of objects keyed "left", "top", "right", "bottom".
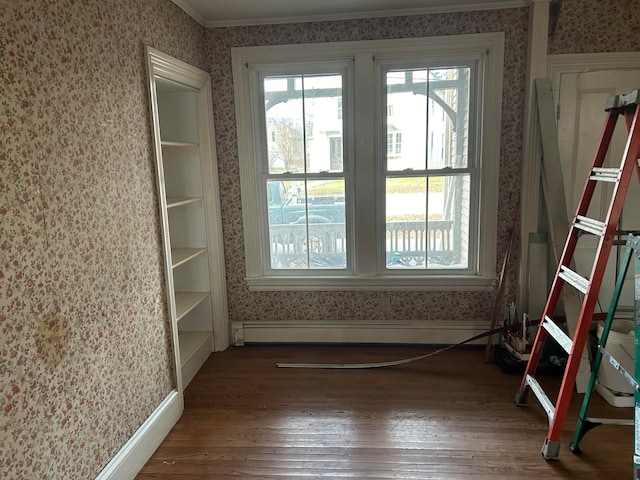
[
  {"left": 95, "top": 390, "right": 182, "bottom": 480},
  {"left": 232, "top": 320, "right": 491, "bottom": 346}
]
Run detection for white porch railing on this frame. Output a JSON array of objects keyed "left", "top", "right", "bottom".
[{"left": 269, "top": 220, "right": 455, "bottom": 268}]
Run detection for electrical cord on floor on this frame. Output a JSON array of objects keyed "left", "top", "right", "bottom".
[{"left": 276, "top": 318, "right": 548, "bottom": 369}]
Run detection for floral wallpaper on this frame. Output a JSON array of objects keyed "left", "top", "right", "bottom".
[
  {"left": 548, "top": 0, "right": 640, "bottom": 54},
  {"left": 3, "top": 0, "right": 637, "bottom": 478},
  {"left": 207, "top": 8, "right": 529, "bottom": 326},
  {"left": 1, "top": 0, "right": 206, "bottom": 478}
]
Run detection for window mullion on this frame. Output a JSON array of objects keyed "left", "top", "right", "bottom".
[{"left": 353, "top": 52, "right": 377, "bottom": 277}]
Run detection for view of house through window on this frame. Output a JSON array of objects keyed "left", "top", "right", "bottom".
[
  {"left": 263, "top": 73, "right": 347, "bottom": 269},
  {"left": 384, "top": 67, "right": 472, "bottom": 270},
  {"left": 262, "top": 66, "right": 473, "bottom": 271},
  {"left": 233, "top": 34, "right": 502, "bottom": 288}
]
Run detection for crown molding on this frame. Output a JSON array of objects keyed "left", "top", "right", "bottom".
[{"left": 203, "top": 1, "right": 527, "bottom": 28}]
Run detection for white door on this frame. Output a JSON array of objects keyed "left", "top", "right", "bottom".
[{"left": 556, "top": 69, "right": 640, "bottom": 312}]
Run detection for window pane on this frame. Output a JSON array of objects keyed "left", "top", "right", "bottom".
[
  {"left": 263, "top": 74, "right": 343, "bottom": 175},
  {"left": 386, "top": 70, "right": 426, "bottom": 171},
  {"left": 385, "top": 175, "right": 469, "bottom": 269},
  {"left": 265, "top": 76, "right": 305, "bottom": 173},
  {"left": 385, "top": 67, "right": 471, "bottom": 171},
  {"left": 429, "top": 67, "right": 470, "bottom": 169},
  {"left": 329, "top": 137, "right": 342, "bottom": 170},
  {"left": 267, "top": 179, "right": 346, "bottom": 270},
  {"left": 303, "top": 74, "right": 343, "bottom": 173}
]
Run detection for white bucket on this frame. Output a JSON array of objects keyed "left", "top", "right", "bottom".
[{"left": 597, "top": 320, "right": 635, "bottom": 395}]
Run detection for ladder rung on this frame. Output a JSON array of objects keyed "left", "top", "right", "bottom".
[
  {"left": 525, "top": 374, "right": 555, "bottom": 423},
  {"left": 558, "top": 266, "right": 589, "bottom": 294},
  {"left": 585, "top": 416, "right": 634, "bottom": 426},
  {"left": 542, "top": 316, "right": 573, "bottom": 354},
  {"left": 599, "top": 346, "right": 640, "bottom": 392},
  {"left": 589, "top": 167, "right": 620, "bottom": 183},
  {"left": 575, "top": 215, "right": 606, "bottom": 236}
]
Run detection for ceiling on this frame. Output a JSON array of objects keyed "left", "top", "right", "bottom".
[{"left": 171, "top": 0, "right": 527, "bottom": 28}]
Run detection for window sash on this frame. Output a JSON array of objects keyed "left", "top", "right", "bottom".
[
  {"left": 254, "top": 66, "right": 353, "bottom": 275},
  {"left": 377, "top": 60, "right": 480, "bottom": 275}
]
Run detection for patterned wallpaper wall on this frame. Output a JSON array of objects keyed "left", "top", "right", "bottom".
[
  {"left": 207, "top": 8, "right": 529, "bottom": 326},
  {"left": 1, "top": 0, "right": 206, "bottom": 478},
  {"left": 548, "top": 0, "right": 640, "bottom": 54},
  {"left": 4, "top": 1, "right": 635, "bottom": 478}
]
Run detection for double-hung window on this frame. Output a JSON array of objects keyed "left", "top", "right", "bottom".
[{"left": 232, "top": 33, "right": 504, "bottom": 291}]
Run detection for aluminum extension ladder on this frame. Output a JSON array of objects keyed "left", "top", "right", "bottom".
[
  {"left": 515, "top": 90, "right": 640, "bottom": 460},
  {"left": 569, "top": 234, "right": 640, "bottom": 478}
]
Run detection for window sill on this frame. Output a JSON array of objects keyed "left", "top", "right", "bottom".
[{"left": 245, "top": 275, "right": 496, "bottom": 292}]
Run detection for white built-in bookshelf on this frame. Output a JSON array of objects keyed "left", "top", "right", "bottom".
[{"left": 146, "top": 47, "right": 229, "bottom": 395}]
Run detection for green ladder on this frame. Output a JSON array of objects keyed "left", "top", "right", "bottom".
[{"left": 569, "top": 233, "right": 640, "bottom": 477}]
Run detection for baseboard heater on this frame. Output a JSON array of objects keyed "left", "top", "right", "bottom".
[{"left": 232, "top": 320, "right": 490, "bottom": 346}]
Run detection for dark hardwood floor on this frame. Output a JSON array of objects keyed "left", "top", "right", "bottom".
[{"left": 136, "top": 345, "right": 634, "bottom": 479}]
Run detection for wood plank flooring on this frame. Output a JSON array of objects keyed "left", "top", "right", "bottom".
[{"left": 136, "top": 345, "right": 634, "bottom": 479}]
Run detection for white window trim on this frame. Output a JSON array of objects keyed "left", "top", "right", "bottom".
[{"left": 232, "top": 33, "right": 504, "bottom": 291}]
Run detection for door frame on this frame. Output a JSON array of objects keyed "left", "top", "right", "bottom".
[
  {"left": 550, "top": 53, "right": 640, "bottom": 312},
  {"left": 518, "top": 51, "right": 640, "bottom": 317},
  {"left": 547, "top": 52, "right": 640, "bottom": 113}
]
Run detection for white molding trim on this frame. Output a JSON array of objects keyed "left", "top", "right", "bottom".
[
  {"left": 245, "top": 275, "right": 496, "bottom": 291},
  {"left": 205, "top": 1, "right": 527, "bottom": 28},
  {"left": 516, "top": 0, "right": 550, "bottom": 315},
  {"left": 95, "top": 391, "right": 182, "bottom": 480},
  {"left": 547, "top": 52, "right": 640, "bottom": 100},
  {"left": 232, "top": 320, "right": 491, "bottom": 346},
  {"left": 146, "top": 46, "right": 209, "bottom": 90}
]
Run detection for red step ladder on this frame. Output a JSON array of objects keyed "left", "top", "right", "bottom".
[{"left": 515, "top": 90, "right": 640, "bottom": 460}]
